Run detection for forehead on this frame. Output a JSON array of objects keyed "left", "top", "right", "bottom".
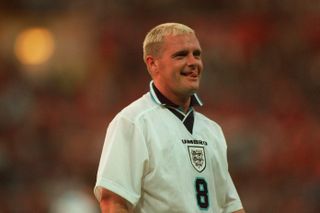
[{"left": 161, "top": 33, "right": 201, "bottom": 52}]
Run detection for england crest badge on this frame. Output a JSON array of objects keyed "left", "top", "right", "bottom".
[{"left": 188, "top": 146, "right": 206, "bottom": 173}]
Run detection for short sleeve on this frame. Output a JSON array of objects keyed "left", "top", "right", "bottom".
[
  {"left": 94, "top": 115, "right": 149, "bottom": 206},
  {"left": 216, "top": 124, "right": 243, "bottom": 212},
  {"left": 222, "top": 174, "right": 243, "bottom": 213}
]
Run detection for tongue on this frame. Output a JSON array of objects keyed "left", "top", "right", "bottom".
[{"left": 181, "top": 71, "right": 196, "bottom": 77}]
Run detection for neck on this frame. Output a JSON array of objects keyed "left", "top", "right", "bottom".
[
  {"left": 165, "top": 93, "right": 191, "bottom": 113},
  {"left": 154, "top": 82, "right": 191, "bottom": 113},
  {"left": 177, "top": 97, "right": 191, "bottom": 113}
]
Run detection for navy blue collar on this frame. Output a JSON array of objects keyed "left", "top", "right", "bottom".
[
  {"left": 149, "top": 81, "right": 203, "bottom": 109},
  {"left": 149, "top": 81, "right": 200, "bottom": 134}
]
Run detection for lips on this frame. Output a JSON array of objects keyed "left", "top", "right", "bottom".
[{"left": 180, "top": 70, "right": 199, "bottom": 78}]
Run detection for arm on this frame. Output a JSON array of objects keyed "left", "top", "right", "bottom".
[
  {"left": 100, "top": 188, "right": 131, "bottom": 213},
  {"left": 233, "top": 209, "right": 245, "bottom": 213}
]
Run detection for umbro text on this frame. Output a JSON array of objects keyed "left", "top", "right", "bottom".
[{"left": 181, "top": 139, "right": 208, "bottom": 146}]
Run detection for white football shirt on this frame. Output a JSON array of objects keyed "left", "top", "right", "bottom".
[{"left": 94, "top": 82, "right": 243, "bottom": 213}]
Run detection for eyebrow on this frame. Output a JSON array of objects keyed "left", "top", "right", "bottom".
[
  {"left": 193, "top": 49, "right": 201, "bottom": 56},
  {"left": 171, "top": 50, "right": 188, "bottom": 58},
  {"left": 171, "top": 49, "right": 202, "bottom": 58}
]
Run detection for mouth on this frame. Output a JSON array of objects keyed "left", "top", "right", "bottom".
[{"left": 180, "top": 70, "right": 199, "bottom": 79}]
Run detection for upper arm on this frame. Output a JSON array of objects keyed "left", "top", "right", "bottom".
[
  {"left": 95, "top": 115, "right": 149, "bottom": 205},
  {"left": 233, "top": 209, "right": 245, "bottom": 213},
  {"left": 100, "top": 188, "right": 132, "bottom": 213}
]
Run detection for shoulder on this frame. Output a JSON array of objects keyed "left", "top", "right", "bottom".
[
  {"left": 195, "top": 111, "right": 223, "bottom": 132},
  {"left": 194, "top": 111, "right": 227, "bottom": 146},
  {"left": 112, "top": 92, "right": 159, "bottom": 125}
]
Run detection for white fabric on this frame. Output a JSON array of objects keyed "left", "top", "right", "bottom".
[{"left": 94, "top": 92, "right": 243, "bottom": 213}]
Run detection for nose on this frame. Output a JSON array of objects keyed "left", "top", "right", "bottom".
[{"left": 187, "top": 54, "right": 200, "bottom": 69}]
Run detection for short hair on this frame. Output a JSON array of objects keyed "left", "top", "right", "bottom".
[{"left": 143, "top": 23, "right": 195, "bottom": 62}]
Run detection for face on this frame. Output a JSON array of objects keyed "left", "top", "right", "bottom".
[{"left": 150, "top": 33, "right": 203, "bottom": 100}]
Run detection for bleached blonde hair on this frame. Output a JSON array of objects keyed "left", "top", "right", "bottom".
[{"left": 143, "top": 23, "right": 195, "bottom": 63}]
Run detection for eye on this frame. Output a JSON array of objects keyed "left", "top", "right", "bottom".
[
  {"left": 193, "top": 50, "right": 201, "bottom": 58},
  {"left": 172, "top": 50, "right": 188, "bottom": 59}
]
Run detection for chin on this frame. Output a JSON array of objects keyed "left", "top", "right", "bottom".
[
  {"left": 189, "top": 83, "right": 200, "bottom": 92},
  {"left": 186, "top": 86, "right": 199, "bottom": 96},
  {"left": 179, "top": 81, "right": 200, "bottom": 95}
]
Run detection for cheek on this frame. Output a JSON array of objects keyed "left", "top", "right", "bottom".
[
  {"left": 158, "top": 60, "right": 184, "bottom": 80},
  {"left": 163, "top": 63, "right": 181, "bottom": 77},
  {"left": 199, "top": 61, "right": 204, "bottom": 71}
]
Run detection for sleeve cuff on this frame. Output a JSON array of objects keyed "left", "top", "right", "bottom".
[
  {"left": 223, "top": 201, "right": 243, "bottom": 213},
  {"left": 94, "top": 177, "right": 140, "bottom": 206}
]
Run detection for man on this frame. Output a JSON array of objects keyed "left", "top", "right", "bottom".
[{"left": 94, "top": 23, "right": 245, "bottom": 213}]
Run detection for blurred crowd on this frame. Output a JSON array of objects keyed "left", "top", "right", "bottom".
[{"left": 0, "top": 0, "right": 320, "bottom": 212}]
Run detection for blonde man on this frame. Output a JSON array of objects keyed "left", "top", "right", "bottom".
[{"left": 94, "top": 23, "right": 245, "bottom": 213}]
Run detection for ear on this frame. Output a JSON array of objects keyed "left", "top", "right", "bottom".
[{"left": 145, "top": 55, "right": 159, "bottom": 77}]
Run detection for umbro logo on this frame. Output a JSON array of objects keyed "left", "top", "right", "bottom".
[{"left": 181, "top": 139, "right": 208, "bottom": 146}]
